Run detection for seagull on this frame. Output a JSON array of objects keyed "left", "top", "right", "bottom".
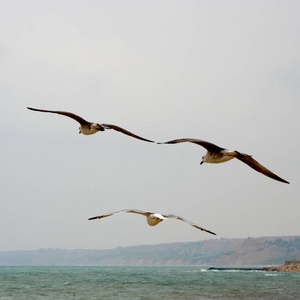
[
  {"left": 27, "top": 107, "right": 154, "bottom": 142},
  {"left": 88, "top": 209, "right": 216, "bottom": 235},
  {"left": 158, "top": 138, "right": 289, "bottom": 184}
]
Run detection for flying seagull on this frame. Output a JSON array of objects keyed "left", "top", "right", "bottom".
[
  {"left": 88, "top": 209, "right": 216, "bottom": 235},
  {"left": 27, "top": 107, "right": 154, "bottom": 142},
  {"left": 158, "top": 138, "right": 289, "bottom": 184}
]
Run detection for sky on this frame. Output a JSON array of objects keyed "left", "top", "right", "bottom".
[{"left": 0, "top": 0, "right": 299, "bottom": 251}]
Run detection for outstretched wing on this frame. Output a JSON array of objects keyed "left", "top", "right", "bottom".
[
  {"left": 88, "top": 209, "right": 149, "bottom": 220},
  {"left": 236, "top": 152, "right": 289, "bottom": 184},
  {"left": 161, "top": 213, "right": 216, "bottom": 235},
  {"left": 158, "top": 138, "right": 224, "bottom": 152},
  {"left": 27, "top": 107, "right": 89, "bottom": 125},
  {"left": 101, "top": 124, "right": 154, "bottom": 143}
]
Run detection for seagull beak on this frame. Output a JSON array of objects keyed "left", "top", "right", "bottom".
[{"left": 200, "top": 161, "right": 204, "bottom": 165}]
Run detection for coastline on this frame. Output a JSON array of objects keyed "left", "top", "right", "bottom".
[
  {"left": 208, "top": 260, "right": 300, "bottom": 272},
  {"left": 264, "top": 261, "right": 300, "bottom": 272}
]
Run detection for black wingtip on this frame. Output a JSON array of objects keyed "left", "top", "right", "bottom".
[
  {"left": 207, "top": 230, "right": 217, "bottom": 236},
  {"left": 270, "top": 176, "right": 289, "bottom": 184},
  {"left": 27, "top": 107, "right": 39, "bottom": 112},
  {"left": 141, "top": 139, "right": 155, "bottom": 143}
]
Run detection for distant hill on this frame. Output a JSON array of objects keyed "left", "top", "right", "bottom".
[{"left": 1, "top": 236, "right": 299, "bottom": 266}]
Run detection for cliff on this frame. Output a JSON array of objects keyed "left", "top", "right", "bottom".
[
  {"left": 1, "top": 235, "right": 299, "bottom": 266},
  {"left": 264, "top": 260, "right": 300, "bottom": 272}
]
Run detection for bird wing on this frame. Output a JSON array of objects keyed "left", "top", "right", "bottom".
[
  {"left": 88, "top": 209, "right": 149, "bottom": 220},
  {"left": 161, "top": 214, "right": 216, "bottom": 235},
  {"left": 101, "top": 124, "right": 154, "bottom": 143},
  {"left": 27, "top": 107, "right": 89, "bottom": 125},
  {"left": 158, "top": 138, "right": 224, "bottom": 152},
  {"left": 236, "top": 152, "right": 289, "bottom": 184}
]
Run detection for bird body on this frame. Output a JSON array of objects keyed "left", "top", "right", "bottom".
[
  {"left": 80, "top": 123, "right": 104, "bottom": 135},
  {"left": 27, "top": 107, "right": 154, "bottom": 142},
  {"left": 202, "top": 149, "right": 238, "bottom": 164},
  {"left": 88, "top": 209, "right": 216, "bottom": 235},
  {"left": 159, "top": 138, "right": 289, "bottom": 184},
  {"left": 146, "top": 213, "right": 166, "bottom": 226}
]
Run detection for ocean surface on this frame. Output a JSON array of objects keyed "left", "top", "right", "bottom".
[{"left": 0, "top": 266, "right": 299, "bottom": 300}]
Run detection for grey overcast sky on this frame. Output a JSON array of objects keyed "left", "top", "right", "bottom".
[{"left": 1, "top": 0, "right": 299, "bottom": 251}]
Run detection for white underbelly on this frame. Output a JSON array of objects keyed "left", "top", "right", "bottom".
[
  {"left": 205, "top": 152, "right": 236, "bottom": 164},
  {"left": 80, "top": 126, "right": 98, "bottom": 135}
]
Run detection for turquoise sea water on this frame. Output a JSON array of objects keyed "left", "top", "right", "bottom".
[{"left": 0, "top": 266, "right": 299, "bottom": 299}]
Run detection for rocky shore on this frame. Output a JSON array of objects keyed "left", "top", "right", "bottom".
[{"left": 264, "top": 260, "right": 300, "bottom": 272}]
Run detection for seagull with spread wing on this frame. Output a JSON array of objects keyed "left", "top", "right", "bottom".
[
  {"left": 88, "top": 209, "right": 216, "bottom": 235},
  {"left": 27, "top": 107, "right": 154, "bottom": 143},
  {"left": 158, "top": 138, "right": 289, "bottom": 184}
]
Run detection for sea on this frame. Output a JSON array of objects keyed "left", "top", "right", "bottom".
[{"left": 0, "top": 266, "right": 299, "bottom": 300}]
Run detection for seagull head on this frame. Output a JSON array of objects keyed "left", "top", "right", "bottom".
[{"left": 200, "top": 156, "right": 205, "bottom": 165}]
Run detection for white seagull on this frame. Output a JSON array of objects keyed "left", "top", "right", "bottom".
[
  {"left": 159, "top": 138, "right": 289, "bottom": 184},
  {"left": 27, "top": 107, "right": 154, "bottom": 143},
  {"left": 88, "top": 209, "right": 216, "bottom": 235}
]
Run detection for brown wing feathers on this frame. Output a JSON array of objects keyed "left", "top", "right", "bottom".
[{"left": 27, "top": 107, "right": 89, "bottom": 125}]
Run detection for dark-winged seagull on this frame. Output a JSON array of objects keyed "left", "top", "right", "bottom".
[
  {"left": 158, "top": 138, "right": 289, "bottom": 184},
  {"left": 27, "top": 107, "right": 154, "bottom": 142},
  {"left": 88, "top": 209, "right": 216, "bottom": 235}
]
